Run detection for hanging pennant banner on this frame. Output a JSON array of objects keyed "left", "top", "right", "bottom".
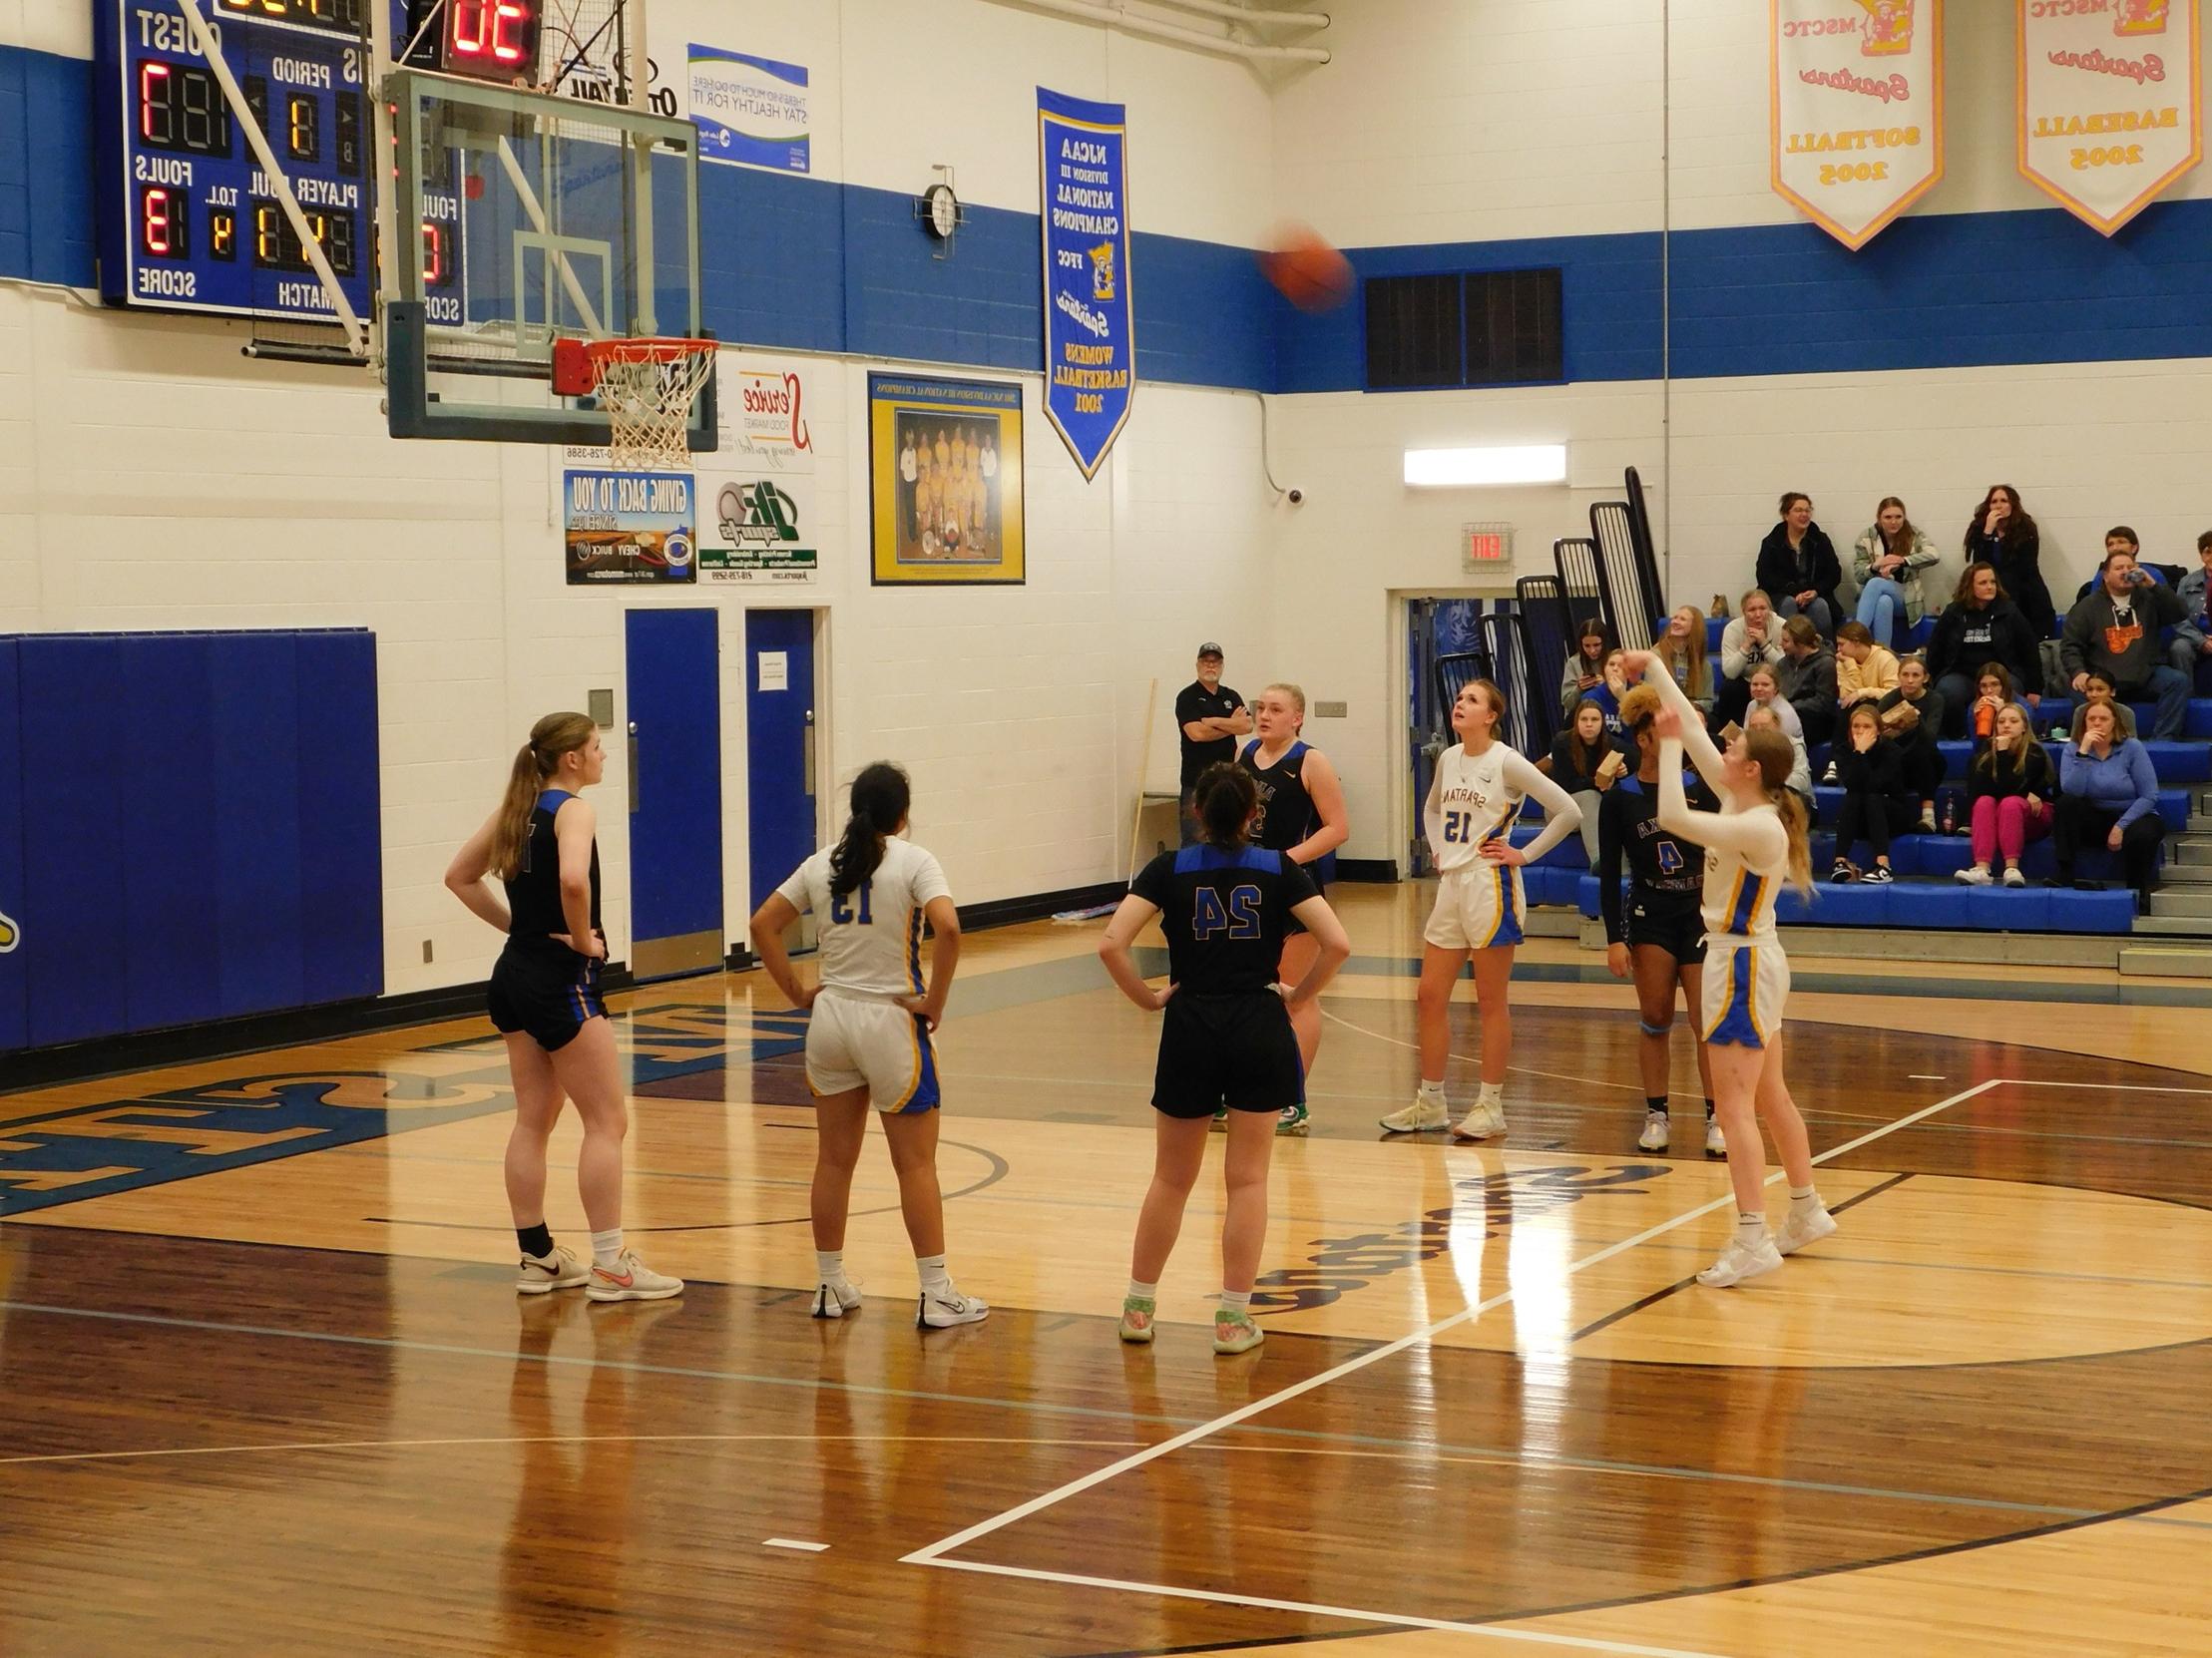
[
  {"left": 2018, "top": 0, "right": 2202, "bottom": 235},
  {"left": 1771, "top": 1, "right": 1945, "bottom": 249},
  {"left": 1038, "top": 87, "right": 1133, "bottom": 481}
]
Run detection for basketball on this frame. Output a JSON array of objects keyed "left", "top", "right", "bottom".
[{"left": 1259, "top": 226, "right": 1353, "bottom": 313}]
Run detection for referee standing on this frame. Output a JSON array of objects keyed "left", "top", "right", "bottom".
[{"left": 1174, "top": 642, "right": 1250, "bottom": 843}]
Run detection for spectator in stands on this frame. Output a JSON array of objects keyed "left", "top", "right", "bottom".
[
  {"left": 1824, "top": 622, "right": 1900, "bottom": 783},
  {"left": 1747, "top": 704, "right": 1814, "bottom": 818},
  {"left": 1834, "top": 622, "right": 1899, "bottom": 709},
  {"left": 1966, "top": 663, "right": 2034, "bottom": 753},
  {"left": 1852, "top": 497, "right": 1940, "bottom": 650},
  {"left": 1587, "top": 650, "right": 1629, "bottom": 736},
  {"left": 2174, "top": 530, "right": 2212, "bottom": 677},
  {"left": 1537, "top": 699, "right": 1622, "bottom": 863},
  {"left": 2064, "top": 667, "right": 2138, "bottom": 744},
  {"left": 1775, "top": 616, "right": 1837, "bottom": 744},
  {"left": 2061, "top": 541, "right": 2192, "bottom": 740},
  {"left": 1964, "top": 484, "right": 2055, "bottom": 640},
  {"left": 1652, "top": 605, "right": 1713, "bottom": 713},
  {"left": 1757, "top": 493, "right": 1843, "bottom": 636},
  {"left": 2054, "top": 700, "right": 2163, "bottom": 899},
  {"left": 1928, "top": 563, "right": 2043, "bottom": 736},
  {"left": 1828, "top": 703, "right": 1914, "bottom": 884},
  {"left": 1878, "top": 654, "right": 1946, "bottom": 830},
  {"left": 1957, "top": 704, "right": 2053, "bottom": 890},
  {"left": 1744, "top": 661, "right": 1802, "bottom": 738},
  {"left": 1715, "top": 588, "right": 1785, "bottom": 728},
  {"left": 1559, "top": 617, "right": 1616, "bottom": 719}
]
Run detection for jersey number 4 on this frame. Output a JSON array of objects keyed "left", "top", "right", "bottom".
[
  {"left": 1192, "top": 884, "right": 1262, "bottom": 941},
  {"left": 1655, "top": 841, "right": 1684, "bottom": 875},
  {"left": 830, "top": 884, "right": 874, "bottom": 926}
]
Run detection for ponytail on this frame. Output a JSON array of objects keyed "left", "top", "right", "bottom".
[
  {"left": 1744, "top": 725, "right": 1814, "bottom": 896},
  {"left": 829, "top": 761, "right": 911, "bottom": 898},
  {"left": 490, "top": 711, "right": 595, "bottom": 880},
  {"left": 1193, "top": 762, "right": 1258, "bottom": 849}
]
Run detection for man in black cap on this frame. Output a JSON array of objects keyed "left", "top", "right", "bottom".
[{"left": 1175, "top": 643, "right": 1250, "bottom": 843}]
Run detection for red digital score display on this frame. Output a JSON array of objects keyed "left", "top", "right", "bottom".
[{"left": 442, "top": 0, "right": 540, "bottom": 80}]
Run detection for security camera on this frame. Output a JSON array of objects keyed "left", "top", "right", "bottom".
[{"left": 1286, "top": 488, "right": 1304, "bottom": 505}]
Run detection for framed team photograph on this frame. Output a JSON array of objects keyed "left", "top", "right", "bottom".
[{"left": 868, "top": 372, "right": 1026, "bottom": 586}]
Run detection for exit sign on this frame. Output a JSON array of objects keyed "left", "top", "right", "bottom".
[{"left": 1464, "top": 522, "right": 1513, "bottom": 570}]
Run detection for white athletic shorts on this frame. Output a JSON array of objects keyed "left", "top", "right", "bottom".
[
  {"left": 1423, "top": 862, "right": 1527, "bottom": 951},
  {"left": 1699, "top": 940, "right": 1789, "bottom": 1050},
  {"left": 805, "top": 992, "right": 941, "bottom": 1112}
]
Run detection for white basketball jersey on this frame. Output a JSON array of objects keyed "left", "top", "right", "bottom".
[
  {"left": 1427, "top": 744, "right": 1527, "bottom": 874},
  {"left": 775, "top": 837, "right": 953, "bottom": 999}
]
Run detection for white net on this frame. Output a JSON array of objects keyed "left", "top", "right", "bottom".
[{"left": 593, "top": 343, "right": 715, "bottom": 472}]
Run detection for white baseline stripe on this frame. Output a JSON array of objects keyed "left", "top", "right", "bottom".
[
  {"left": 918, "top": 1558, "right": 1732, "bottom": 1658},
  {"left": 2001, "top": 1078, "right": 2212, "bottom": 1096},
  {"left": 903, "top": 1077, "right": 2006, "bottom": 1632}
]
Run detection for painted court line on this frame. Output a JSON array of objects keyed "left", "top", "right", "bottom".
[
  {"left": 763, "top": 1538, "right": 830, "bottom": 1553},
  {"left": 911, "top": 1558, "right": 1734, "bottom": 1658},
  {"left": 902, "top": 1078, "right": 2008, "bottom": 1644},
  {"left": 2003, "top": 1078, "right": 2212, "bottom": 1096}
]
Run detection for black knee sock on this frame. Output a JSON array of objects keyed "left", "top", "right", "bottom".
[
  {"left": 1644, "top": 1095, "right": 1667, "bottom": 1115},
  {"left": 518, "top": 1221, "right": 555, "bottom": 1259}
]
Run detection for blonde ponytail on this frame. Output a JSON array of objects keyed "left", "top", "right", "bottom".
[
  {"left": 1771, "top": 786, "right": 1814, "bottom": 897},
  {"left": 489, "top": 712, "right": 596, "bottom": 880}
]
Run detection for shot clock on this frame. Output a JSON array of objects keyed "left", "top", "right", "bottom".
[{"left": 96, "top": 0, "right": 463, "bottom": 325}]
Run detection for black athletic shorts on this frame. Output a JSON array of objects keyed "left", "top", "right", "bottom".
[
  {"left": 1152, "top": 991, "right": 1304, "bottom": 1118},
  {"left": 488, "top": 944, "right": 606, "bottom": 1052},
  {"left": 1625, "top": 899, "right": 1705, "bottom": 966}
]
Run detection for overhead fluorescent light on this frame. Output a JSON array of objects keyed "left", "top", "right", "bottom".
[{"left": 1403, "top": 444, "right": 1567, "bottom": 488}]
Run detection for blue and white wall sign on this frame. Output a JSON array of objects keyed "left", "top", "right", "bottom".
[
  {"left": 1038, "top": 87, "right": 1133, "bottom": 480},
  {"left": 688, "top": 46, "right": 810, "bottom": 174}
]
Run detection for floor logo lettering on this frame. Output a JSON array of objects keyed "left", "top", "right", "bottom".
[{"left": 1252, "top": 1163, "right": 1672, "bottom": 1313}]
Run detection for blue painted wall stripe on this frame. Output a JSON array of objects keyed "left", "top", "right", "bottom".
[{"left": 6, "top": 42, "right": 2212, "bottom": 391}]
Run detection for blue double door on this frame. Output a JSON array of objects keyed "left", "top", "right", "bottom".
[{"left": 623, "top": 608, "right": 816, "bottom": 981}]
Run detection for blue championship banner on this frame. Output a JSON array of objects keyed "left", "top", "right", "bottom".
[{"left": 1038, "top": 88, "right": 1133, "bottom": 480}]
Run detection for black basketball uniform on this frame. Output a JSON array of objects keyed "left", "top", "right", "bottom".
[
  {"left": 1239, "top": 739, "right": 1336, "bottom": 929},
  {"left": 1597, "top": 773, "right": 1710, "bottom": 964},
  {"left": 487, "top": 789, "right": 607, "bottom": 1051},
  {"left": 1130, "top": 845, "right": 1319, "bottom": 1118}
]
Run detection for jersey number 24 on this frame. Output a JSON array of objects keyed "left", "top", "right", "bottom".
[{"left": 1192, "top": 884, "right": 1261, "bottom": 941}]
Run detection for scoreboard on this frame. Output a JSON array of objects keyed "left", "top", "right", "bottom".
[{"left": 93, "top": 0, "right": 465, "bottom": 328}]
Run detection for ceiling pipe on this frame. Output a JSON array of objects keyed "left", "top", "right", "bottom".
[
  {"left": 993, "top": 0, "right": 1332, "bottom": 63},
  {"left": 1145, "top": 0, "right": 1331, "bottom": 29}
]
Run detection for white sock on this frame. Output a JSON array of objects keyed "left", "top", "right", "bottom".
[
  {"left": 1734, "top": 1212, "right": 1768, "bottom": 1246},
  {"left": 917, "top": 1253, "right": 953, "bottom": 1297},
  {"left": 590, "top": 1228, "right": 624, "bottom": 1268},
  {"left": 1478, "top": 1079, "right": 1505, "bottom": 1108},
  {"left": 816, "top": 1250, "right": 846, "bottom": 1285},
  {"left": 1418, "top": 1078, "right": 1446, "bottom": 1100},
  {"left": 1126, "top": 1277, "right": 1157, "bottom": 1302},
  {"left": 1219, "top": 1288, "right": 1252, "bottom": 1316},
  {"left": 1788, "top": 1185, "right": 1822, "bottom": 1217}
]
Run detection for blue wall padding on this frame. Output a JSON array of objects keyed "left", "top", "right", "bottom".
[{"left": 1, "top": 628, "right": 383, "bottom": 1053}]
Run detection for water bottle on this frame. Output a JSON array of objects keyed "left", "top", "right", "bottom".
[{"left": 1941, "top": 795, "right": 1956, "bottom": 836}]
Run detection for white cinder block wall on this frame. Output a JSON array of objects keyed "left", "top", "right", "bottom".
[{"left": 1269, "top": 0, "right": 2212, "bottom": 866}]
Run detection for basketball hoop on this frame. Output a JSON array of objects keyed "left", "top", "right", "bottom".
[{"left": 552, "top": 336, "right": 716, "bottom": 471}]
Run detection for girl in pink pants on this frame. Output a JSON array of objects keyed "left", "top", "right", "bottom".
[{"left": 1956, "top": 704, "right": 2053, "bottom": 888}]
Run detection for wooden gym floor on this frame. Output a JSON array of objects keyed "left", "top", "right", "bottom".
[{"left": 2, "top": 884, "right": 2209, "bottom": 1656}]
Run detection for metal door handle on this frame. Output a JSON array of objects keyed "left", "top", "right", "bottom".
[
  {"left": 628, "top": 726, "right": 640, "bottom": 813},
  {"left": 802, "top": 710, "right": 816, "bottom": 795}
]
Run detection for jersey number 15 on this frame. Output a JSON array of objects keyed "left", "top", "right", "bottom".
[{"left": 1192, "top": 884, "right": 1261, "bottom": 941}]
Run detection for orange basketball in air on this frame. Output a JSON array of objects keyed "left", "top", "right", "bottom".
[{"left": 1259, "top": 225, "right": 1353, "bottom": 313}]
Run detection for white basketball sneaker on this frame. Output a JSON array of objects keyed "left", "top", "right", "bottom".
[
  {"left": 812, "top": 1279, "right": 864, "bottom": 1319},
  {"left": 1380, "top": 1092, "right": 1449, "bottom": 1133},
  {"left": 1777, "top": 1202, "right": 1838, "bottom": 1256},
  {"left": 1637, "top": 1112, "right": 1670, "bottom": 1152},
  {"left": 1451, "top": 1100, "right": 1508, "bottom": 1140},
  {"left": 1696, "top": 1232, "right": 1783, "bottom": 1288},
  {"left": 918, "top": 1286, "right": 991, "bottom": 1329}
]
